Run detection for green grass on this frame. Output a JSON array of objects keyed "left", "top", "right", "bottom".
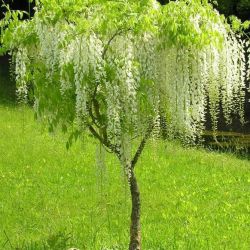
[
  {"left": 0, "top": 104, "right": 250, "bottom": 249},
  {"left": 0, "top": 58, "right": 249, "bottom": 250}
]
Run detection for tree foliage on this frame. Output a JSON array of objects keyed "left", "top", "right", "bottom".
[{"left": 1, "top": 0, "right": 248, "bottom": 142}]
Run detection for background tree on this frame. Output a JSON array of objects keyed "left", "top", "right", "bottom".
[
  {"left": 158, "top": 0, "right": 250, "bottom": 21},
  {"left": 0, "top": 0, "right": 249, "bottom": 249}
]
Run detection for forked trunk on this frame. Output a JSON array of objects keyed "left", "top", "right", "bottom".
[
  {"left": 119, "top": 122, "right": 153, "bottom": 249},
  {"left": 129, "top": 171, "right": 141, "bottom": 250}
]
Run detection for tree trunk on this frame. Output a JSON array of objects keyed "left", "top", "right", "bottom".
[{"left": 129, "top": 170, "right": 141, "bottom": 250}]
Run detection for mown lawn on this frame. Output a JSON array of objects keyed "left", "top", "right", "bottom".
[{"left": 0, "top": 103, "right": 249, "bottom": 249}]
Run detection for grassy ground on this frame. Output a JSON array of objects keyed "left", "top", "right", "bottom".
[{"left": 0, "top": 103, "right": 249, "bottom": 250}]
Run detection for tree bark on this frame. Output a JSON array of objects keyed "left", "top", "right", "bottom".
[{"left": 129, "top": 170, "right": 141, "bottom": 250}]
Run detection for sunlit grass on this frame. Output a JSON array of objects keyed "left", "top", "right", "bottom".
[{"left": 0, "top": 104, "right": 249, "bottom": 249}]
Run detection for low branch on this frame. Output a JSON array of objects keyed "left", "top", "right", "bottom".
[
  {"left": 87, "top": 124, "right": 120, "bottom": 156},
  {"left": 131, "top": 121, "right": 154, "bottom": 169},
  {"left": 88, "top": 124, "right": 105, "bottom": 144},
  {"left": 88, "top": 86, "right": 108, "bottom": 144},
  {"left": 87, "top": 101, "right": 99, "bottom": 128}
]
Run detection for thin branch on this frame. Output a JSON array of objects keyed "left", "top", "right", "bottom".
[
  {"left": 242, "top": 31, "right": 250, "bottom": 40},
  {"left": 102, "top": 28, "right": 131, "bottom": 59},
  {"left": 93, "top": 98, "right": 108, "bottom": 142},
  {"left": 87, "top": 87, "right": 114, "bottom": 154},
  {"left": 88, "top": 124, "right": 106, "bottom": 145},
  {"left": 131, "top": 121, "right": 154, "bottom": 169},
  {"left": 87, "top": 124, "right": 120, "bottom": 156},
  {"left": 88, "top": 88, "right": 108, "bottom": 143},
  {"left": 87, "top": 101, "right": 99, "bottom": 128},
  {"left": 102, "top": 30, "right": 122, "bottom": 59},
  {"left": 93, "top": 98, "right": 101, "bottom": 121}
]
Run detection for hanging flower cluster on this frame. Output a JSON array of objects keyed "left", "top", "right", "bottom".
[
  {"left": 1, "top": 0, "right": 249, "bottom": 164},
  {"left": 14, "top": 47, "right": 29, "bottom": 103}
]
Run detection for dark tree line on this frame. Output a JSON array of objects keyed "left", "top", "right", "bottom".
[
  {"left": 1, "top": 1, "right": 250, "bottom": 21},
  {"left": 0, "top": 0, "right": 35, "bottom": 19},
  {"left": 158, "top": 0, "right": 250, "bottom": 21},
  {"left": 216, "top": 0, "right": 250, "bottom": 21}
]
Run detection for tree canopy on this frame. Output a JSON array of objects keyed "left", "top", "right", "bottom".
[
  {"left": 0, "top": 0, "right": 249, "bottom": 248},
  {"left": 0, "top": 0, "right": 248, "bottom": 142}
]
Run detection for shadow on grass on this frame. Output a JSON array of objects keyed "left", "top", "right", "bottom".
[
  {"left": 204, "top": 144, "right": 250, "bottom": 160},
  {"left": 0, "top": 62, "right": 16, "bottom": 106},
  {"left": 3, "top": 230, "right": 74, "bottom": 250},
  {"left": 202, "top": 131, "right": 250, "bottom": 159}
]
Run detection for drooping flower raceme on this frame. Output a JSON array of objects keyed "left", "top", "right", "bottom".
[{"left": 1, "top": 0, "right": 249, "bottom": 168}]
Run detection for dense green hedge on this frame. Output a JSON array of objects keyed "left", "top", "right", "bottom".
[
  {"left": 237, "top": 0, "right": 250, "bottom": 20},
  {"left": 216, "top": 0, "right": 237, "bottom": 16},
  {"left": 158, "top": 0, "right": 250, "bottom": 20},
  {"left": 1, "top": 1, "right": 249, "bottom": 20}
]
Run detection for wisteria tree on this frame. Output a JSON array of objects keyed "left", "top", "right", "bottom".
[{"left": 0, "top": 0, "right": 249, "bottom": 249}]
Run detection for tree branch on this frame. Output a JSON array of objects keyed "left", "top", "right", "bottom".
[
  {"left": 131, "top": 121, "right": 154, "bottom": 169},
  {"left": 87, "top": 124, "right": 120, "bottom": 156},
  {"left": 87, "top": 101, "right": 100, "bottom": 128},
  {"left": 89, "top": 88, "right": 108, "bottom": 143},
  {"left": 93, "top": 98, "right": 108, "bottom": 141},
  {"left": 102, "top": 28, "right": 131, "bottom": 59}
]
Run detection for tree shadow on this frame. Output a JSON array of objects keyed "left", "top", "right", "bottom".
[{"left": 0, "top": 57, "right": 16, "bottom": 106}]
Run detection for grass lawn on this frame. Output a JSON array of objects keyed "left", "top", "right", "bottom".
[{"left": 0, "top": 103, "right": 249, "bottom": 249}]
